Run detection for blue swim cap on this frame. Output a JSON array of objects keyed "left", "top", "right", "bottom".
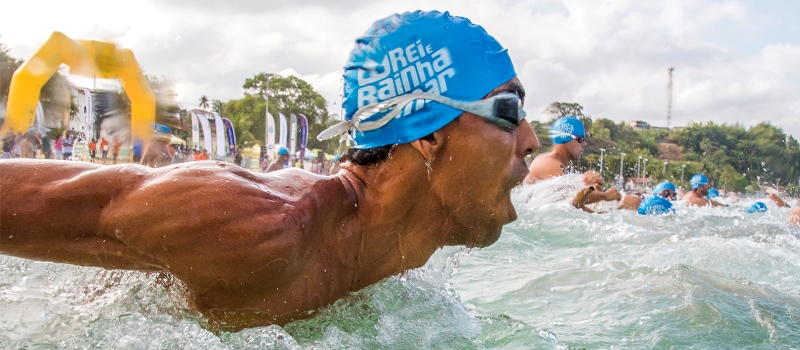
[
  {"left": 341, "top": 10, "right": 516, "bottom": 149},
  {"left": 653, "top": 181, "right": 676, "bottom": 196},
  {"left": 747, "top": 201, "right": 768, "bottom": 214},
  {"left": 154, "top": 123, "right": 172, "bottom": 134},
  {"left": 550, "top": 116, "right": 585, "bottom": 144},
  {"left": 706, "top": 188, "right": 720, "bottom": 199},
  {"left": 277, "top": 147, "right": 289, "bottom": 156},
  {"left": 638, "top": 196, "right": 674, "bottom": 215},
  {"left": 690, "top": 174, "right": 709, "bottom": 190}
]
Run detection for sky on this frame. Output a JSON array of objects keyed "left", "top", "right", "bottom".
[{"left": 2, "top": 0, "right": 799, "bottom": 139}]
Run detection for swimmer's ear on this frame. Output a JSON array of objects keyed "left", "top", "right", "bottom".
[{"left": 409, "top": 131, "right": 443, "bottom": 161}]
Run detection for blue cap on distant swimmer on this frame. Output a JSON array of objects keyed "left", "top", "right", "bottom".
[
  {"left": 277, "top": 147, "right": 289, "bottom": 156},
  {"left": 550, "top": 116, "right": 585, "bottom": 144},
  {"left": 746, "top": 201, "right": 768, "bottom": 214},
  {"left": 690, "top": 174, "right": 709, "bottom": 190},
  {"left": 328, "top": 10, "right": 516, "bottom": 149},
  {"left": 638, "top": 195, "right": 674, "bottom": 215},
  {"left": 706, "top": 188, "right": 720, "bottom": 199},
  {"left": 653, "top": 181, "right": 676, "bottom": 197}
]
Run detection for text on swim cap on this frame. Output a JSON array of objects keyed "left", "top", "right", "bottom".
[
  {"left": 357, "top": 40, "right": 455, "bottom": 115},
  {"left": 552, "top": 123, "right": 575, "bottom": 136}
]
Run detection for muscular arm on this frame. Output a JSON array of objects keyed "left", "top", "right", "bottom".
[
  {"left": 1, "top": 160, "right": 159, "bottom": 268},
  {"left": 0, "top": 160, "right": 302, "bottom": 273}
]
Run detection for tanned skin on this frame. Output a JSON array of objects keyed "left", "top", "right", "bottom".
[
  {"left": 140, "top": 139, "right": 172, "bottom": 168},
  {"left": 0, "top": 79, "right": 538, "bottom": 332},
  {"left": 523, "top": 139, "right": 638, "bottom": 212},
  {"left": 683, "top": 184, "right": 725, "bottom": 207}
]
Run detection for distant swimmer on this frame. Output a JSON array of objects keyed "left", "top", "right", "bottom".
[
  {"left": 264, "top": 146, "right": 290, "bottom": 173},
  {"left": 683, "top": 174, "right": 726, "bottom": 207},
  {"left": 790, "top": 208, "right": 800, "bottom": 226},
  {"left": 0, "top": 11, "right": 538, "bottom": 331},
  {"left": 638, "top": 181, "right": 677, "bottom": 215},
  {"left": 746, "top": 201, "right": 768, "bottom": 213},
  {"left": 524, "top": 116, "right": 639, "bottom": 212},
  {"left": 139, "top": 124, "right": 173, "bottom": 168},
  {"left": 706, "top": 188, "right": 720, "bottom": 200}
]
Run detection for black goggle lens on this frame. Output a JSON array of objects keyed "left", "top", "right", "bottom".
[{"left": 492, "top": 96, "right": 521, "bottom": 127}]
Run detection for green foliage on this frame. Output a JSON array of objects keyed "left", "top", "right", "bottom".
[
  {"left": 198, "top": 95, "right": 210, "bottom": 109},
  {"left": 0, "top": 40, "right": 24, "bottom": 103},
  {"left": 239, "top": 73, "right": 337, "bottom": 153},
  {"left": 543, "top": 102, "right": 798, "bottom": 194}
]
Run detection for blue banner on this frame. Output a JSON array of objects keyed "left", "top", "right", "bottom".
[
  {"left": 299, "top": 114, "right": 308, "bottom": 160},
  {"left": 222, "top": 117, "right": 236, "bottom": 155}
]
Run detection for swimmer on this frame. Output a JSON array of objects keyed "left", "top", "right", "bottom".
[
  {"left": 524, "top": 116, "right": 639, "bottom": 212},
  {"left": 0, "top": 11, "right": 537, "bottom": 331},
  {"left": 746, "top": 201, "right": 769, "bottom": 214},
  {"left": 790, "top": 207, "right": 800, "bottom": 226},
  {"left": 140, "top": 124, "right": 173, "bottom": 168},
  {"left": 264, "top": 147, "right": 290, "bottom": 172},
  {"left": 683, "top": 174, "right": 726, "bottom": 207},
  {"left": 638, "top": 181, "right": 677, "bottom": 215}
]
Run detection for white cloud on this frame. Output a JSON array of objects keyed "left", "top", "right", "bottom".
[{"left": 1, "top": 0, "right": 798, "bottom": 138}]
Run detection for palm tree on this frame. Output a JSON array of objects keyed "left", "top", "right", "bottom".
[
  {"left": 199, "top": 95, "right": 210, "bottom": 110},
  {"left": 212, "top": 99, "right": 225, "bottom": 116}
]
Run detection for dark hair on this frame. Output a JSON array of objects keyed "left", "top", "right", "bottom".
[{"left": 340, "top": 144, "right": 394, "bottom": 165}]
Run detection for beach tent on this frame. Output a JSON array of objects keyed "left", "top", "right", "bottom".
[{"left": 170, "top": 135, "right": 186, "bottom": 145}]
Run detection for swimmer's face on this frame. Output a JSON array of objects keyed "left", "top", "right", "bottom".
[
  {"left": 568, "top": 137, "right": 586, "bottom": 160},
  {"left": 432, "top": 77, "right": 539, "bottom": 248},
  {"left": 695, "top": 184, "right": 710, "bottom": 196},
  {"left": 660, "top": 189, "right": 677, "bottom": 201}
]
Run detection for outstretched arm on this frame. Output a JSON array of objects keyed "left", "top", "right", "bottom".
[{"left": 1, "top": 160, "right": 160, "bottom": 269}]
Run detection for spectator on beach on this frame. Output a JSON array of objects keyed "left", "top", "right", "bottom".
[
  {"left": 41, "top": 134, "right": 52, "bottom": 159},
  {"left": 111, "top": 138, "right": 123, "bottom": 164},
  {"left": 132, "top": 139, "right": 144, "bottom": 163},
  {"left": 62, "top": 133, "right": 74, "bottom": 160},
  {"left": 53, "top": 135, "right": 63, "bottom": 160},
  {"left": 99, "top": 137, "right": 109, "bottom": 164},
  {"left": 2, "top": 131, "right": 16, "bottom": 159},
  {"left": 194, "top": 149, "right": 209, "bottom": 161},
  {"left": 88, "top": 138, "right": 97, "bottom": 163},
  {"left": 17, "top": 128, "right": 42, "bottom": 159}
]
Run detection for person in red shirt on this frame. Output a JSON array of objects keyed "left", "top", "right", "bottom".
[
  {"left": 88, "top": 139, "right": 97, "bottom": 163},
  {"left": 111, "top": 139, "right": 123, "bottom": 164},
  {"left": 99, "top": 138, "right": 110, "bottom": 164}
]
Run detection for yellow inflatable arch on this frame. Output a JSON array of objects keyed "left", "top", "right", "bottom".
[{"left": 2, "top": 32, "right": 154, "bottom": 142}]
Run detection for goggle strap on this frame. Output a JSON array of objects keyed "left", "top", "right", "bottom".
[{"left": 318, "top": 92, "right": 524, "bottom": 140}]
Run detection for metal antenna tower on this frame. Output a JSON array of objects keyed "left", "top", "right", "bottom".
[{"left": 667, "top": 66, "right": 674, "bottom": 130}]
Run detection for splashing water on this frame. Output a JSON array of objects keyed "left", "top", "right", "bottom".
[{"left": 1, "top": 175, "right": 799, "bottom": 348}]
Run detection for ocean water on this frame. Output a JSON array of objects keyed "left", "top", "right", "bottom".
[{"left": 2, "top": 175, "right": 799, "bottom": 349}]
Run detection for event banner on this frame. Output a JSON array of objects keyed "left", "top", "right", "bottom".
[
  {"left": 191, "top": 111, "right": 213, "bottom": 153},
  {"left": 289, "top": 114, "right": 298, "bottom": 158},
  {"left": 279, "top": 113, "right": 288, "bottom": 148},
  {"left": 267, "top": 112, "right": 276, "bottom": 157},
  {"left": 213, "top": 113, "right": 226, "bottom": 157},
  {"left": 299, "top": 114, "right": 308, "bottom": 161},
  {"left": 222, "top": 117, "right": 236, "bottom": 155}
]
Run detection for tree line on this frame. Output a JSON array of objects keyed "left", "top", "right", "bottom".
[{"left": 536, "top": 102, "right": 800, "bottom": 195}]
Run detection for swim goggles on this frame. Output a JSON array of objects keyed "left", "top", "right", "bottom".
[
  {"left": 548, "top": 130, "right": 586, "bottom": 144},
  {"left": 659, "top": 189, "right": 677, "bottom": 200},
  {"left": 318, "top": 92, "right": 526, "bottom": 141}
]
